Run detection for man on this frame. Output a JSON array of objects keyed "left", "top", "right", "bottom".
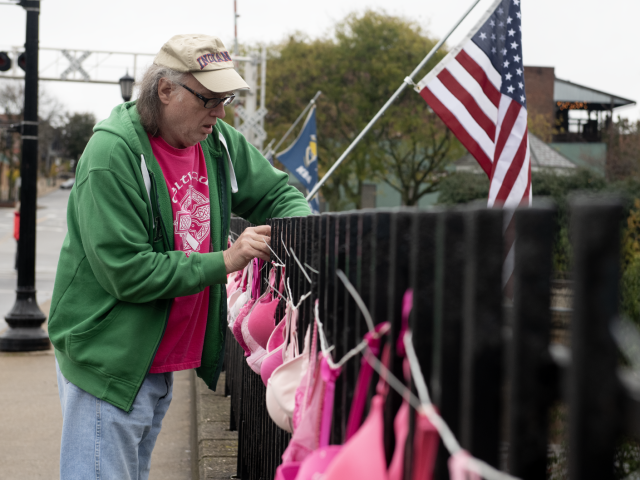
[{"left": 48, "top": 34, "right": 310, "bottom": 479}]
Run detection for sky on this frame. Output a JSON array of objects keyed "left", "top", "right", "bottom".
[{"left": 0, "top": 0, "right": 638, "bottom": 124}]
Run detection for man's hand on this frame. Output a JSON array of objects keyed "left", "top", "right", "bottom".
[{"left": 223, "top": 225, "right": 271, "bottom": 274}]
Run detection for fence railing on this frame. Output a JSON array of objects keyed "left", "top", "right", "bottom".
[{"left": 224, "top": 198, "right": 640, "bottom": 480}]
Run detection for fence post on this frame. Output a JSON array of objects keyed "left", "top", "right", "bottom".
[
  {"left": 460, "top": 207, "right": 504, "bottom": 467},
  {"left": 342, "top": 213, "right": 361, "bottom": 441},
  {"left": 433, "top": 210, "right": 466, "bottom": 480},
  {"left": 307, "top": 215, "right": 320, "bottom": 336},
  {"left": 507, "top": 202, "right": 556, "bottom": 478},
  {"left": 323, "top": 214, "right": 338, "bottom": 349},
  {"left": 384, "top": 210, "right": 415, "bottom": 463},
  {"left": 358, "top": 211, "right": 375, "bottom": 321},
  {"left": 332, "top": 214, "right": 349, "bottom": 441},
  {"left": 568, "top": 196, "right": 623, "bottom": 480},
  {"left": 371, "top": 211, "right": 392, "bottom": 326},
  {"left": 406, "top": 210, "right": 439, "bottom": 479},
  {"left": 318, "top": 215, "right": 328, "bottom": 342}
]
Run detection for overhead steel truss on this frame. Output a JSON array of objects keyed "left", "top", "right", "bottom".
[{"left": 0, "top": 46, "right": 269, "bottom": 150}]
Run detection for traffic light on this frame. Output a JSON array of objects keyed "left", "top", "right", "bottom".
[
  {"left": 0, "top": 52, "right": 11, "bottom": 72},
  {"left": 17, "top": 52, "right": 26, "bottom": 72}
]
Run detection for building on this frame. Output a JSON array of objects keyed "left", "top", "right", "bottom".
[{"left": 524, "top": 66, "right": 635, "bottom": 175}]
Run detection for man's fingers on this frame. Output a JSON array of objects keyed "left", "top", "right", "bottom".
[
  {"left": 255, "top": 251, "right": 271, "bottom": 262},
  {"left": 247, "top": 238, "right": 271, "bottom": 256},
  {"left": 252, "top": 225, "right": 271, "bottom": 236}
]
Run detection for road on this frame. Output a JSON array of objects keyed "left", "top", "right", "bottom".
[
  {"left": 0, "top": 188, "right": 192, "bottom": 480},
  {"left": 0, "top": 188, "right": 68, "bottom": 332}
]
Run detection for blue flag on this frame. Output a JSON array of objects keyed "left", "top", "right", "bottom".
[{"left": 276, "top": 107, "right": 319, "bottom": 213}]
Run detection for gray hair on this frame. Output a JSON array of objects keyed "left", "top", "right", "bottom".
[{"left": 136, "top": 64, "right": 188, "bottom": 135}]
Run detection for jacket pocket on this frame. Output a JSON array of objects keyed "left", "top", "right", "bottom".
[
  {"left": 70, "top": 302, "right": 125, "bottom": 344},
  {"left": 67, "top": 301, "right": 166, "bottom": 386}
]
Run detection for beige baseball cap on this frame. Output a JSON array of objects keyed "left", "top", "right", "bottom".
[{"left": 154, "top": 34, "right": 250, "bottom": 92}]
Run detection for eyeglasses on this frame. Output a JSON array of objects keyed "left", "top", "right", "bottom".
[{"left": 177, "top": 83, "right": 235, "bottom": 109}]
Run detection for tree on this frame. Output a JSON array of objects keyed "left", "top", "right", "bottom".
[
  {"left": 0, "top": 81, "right": 67, "bottom": 196},
  {"left": 60, "top": 112, "right": 96, "bottom": 164},
  {"left": 264, "top": 11, "right": 452, "bottom": 209},
  {"left": 0, "top": 81, "right": 25, "bottom": 201},
  {"left": 375, "top": 106, "right": 464, "bottom": 205},
  {"left": 606, "top": 117, "right": 640, "bottom": 181}
]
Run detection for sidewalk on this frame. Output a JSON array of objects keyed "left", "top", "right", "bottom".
[
  {"left": 0, "top": 189, "right": 195, "bottom": 479},
  {"left": 0, "top": 343, "right": 195, "bottom": 479}
]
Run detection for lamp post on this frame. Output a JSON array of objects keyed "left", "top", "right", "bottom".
[
  {"left": 119, "top": 72, "right": 134, "bottom": 102},
  {"left": 0, "top": 0, "right": 49, "bottom": 351}
]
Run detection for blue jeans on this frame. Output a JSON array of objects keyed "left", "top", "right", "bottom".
[{"left": 56, "top": 360, "right": 173, "bottom": 480}]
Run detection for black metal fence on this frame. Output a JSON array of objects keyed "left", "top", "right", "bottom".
[{"left": 224, "top": 197, "right": 639, "bottom": 480}]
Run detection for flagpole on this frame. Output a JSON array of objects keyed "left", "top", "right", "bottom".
[
  {"left": 268, "top": 90, "right": 322, "bottom": 157},
  {"left": 306, "top": 0, "right": 483, "bottom": 202}
]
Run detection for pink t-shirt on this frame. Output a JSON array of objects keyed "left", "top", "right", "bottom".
[{"left": 148, "top": 134, "right": 211, "bottom": 373}]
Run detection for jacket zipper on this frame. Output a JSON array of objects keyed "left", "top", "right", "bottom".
[{"left": 129, "top": 170, "right": 172, "bottom": 412}]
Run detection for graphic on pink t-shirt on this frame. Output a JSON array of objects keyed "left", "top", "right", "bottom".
[
  {"left": 174, "top": 185, "right": 210, "bottom": 256},
  {"left": 147, "top": 134, "right": 212, "bottom": 373}
]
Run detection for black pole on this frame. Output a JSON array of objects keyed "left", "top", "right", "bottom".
[{"left": 0, "top": 0, "right": 49, "bottom": 352}]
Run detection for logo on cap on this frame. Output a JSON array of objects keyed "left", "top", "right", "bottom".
[{"left": 196, "top": 51, "right": 233, "bottom": 70}]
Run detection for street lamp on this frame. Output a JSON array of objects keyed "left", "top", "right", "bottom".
[
  {"left": 0, "top": 0, "right": 49, "bottom": 351},
  {"left": 119, "top": 71, "right": 134, "bottom": 102}
]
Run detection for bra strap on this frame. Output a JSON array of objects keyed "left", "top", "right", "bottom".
[
  {"left": 266, "top": 267, "right": 277, "bottom": 301},
  {"left": 319, "top": 356, "right": 341, "bottom": 448},
  {"left": 281, "top": 301, "right": 300, "bottom": 363},
  {"left": 251, "top": 259, "right": 263, "bottom": 299},
  {"left": 278, "top": 268, "right": 286, "bottom": 295},
  {"left": 344, "top": 321, "right": 390, "bottom": 441},
  {"left": 396, "top": 289, "right": 413, "bottom": 357},
  {"left": 241, "top": 264, "right": 250, "bottom": 293}
]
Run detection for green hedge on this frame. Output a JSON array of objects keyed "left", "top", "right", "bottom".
[{"left": 437, "top": 169, "right": 640, "bottom": 325}]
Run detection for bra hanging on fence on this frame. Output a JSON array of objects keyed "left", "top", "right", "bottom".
[
  {"left": 267, "top": 324, "right": 310, "bottom": 433},
  {"left": 260, "top": 302, "right": 291, "bottom": 386},
  {"left": 274, "top": 319, "right": 341, "bottom": 480},
  {"left": 228, "top": 265, "right": 251, "bottom": 327},
  {"left": 322, "top": 336, "right": 407, "bottom": 480},
  {"left": 242, "top": 267, "right": 283, "bottom": 373},
  {"left": 263, "top": 297, "right": 299, "bottom": 390},
  {"left": 248, "top": 270, "right": 285, "bottom": 350},
  {"left": 265, "top": 277, "right": 317, "bottom": 434},
  {"left": 226, "top": 269, "right": 243, "bottom": 298},
  {"left": 232, "top": 259, "right": 263, "bottom": 356}
]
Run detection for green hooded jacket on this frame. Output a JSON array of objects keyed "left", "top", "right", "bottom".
[{"left": 48, "top": 102, "right": 310, "bottom": 412}]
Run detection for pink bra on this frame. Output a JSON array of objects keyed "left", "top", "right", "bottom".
[
  {"left": 261, "top": 297, "right": 298, "bottom": 386},
  {"left": 274, "top": 329, "right": 341, "bottom": 480},
  {"left": 242, "top": 268, "right": 284, "bottom": 373},
  {"left": 242, "top": 268, "right": 284, "bottom": 358},
  {"left": 232, "top": 259, "right": 261, "bottom": 354},
  {"left": 259, "top": 307, "right": 289, "bottom": 386},
  {"left": 286, "top": 356, "right": 341, "bottom": 480},
  {"left": 247, "top": 270, "right": 283, "bottom": 350},
  {"left": 322, "top": 290, "right": 436, "bottom": 480},
  {"left": 321, "top": 345, "right": 405, "bottom": 480},
  {"left": 275, "top": 321, "right": 388, "bottom": 480},
  {"left": 412, "top": 408, "right": 439, "bottom": 480},
  {"left": 266, "top": 324, "right": 310, "bottom": 432},
  {"left": 448, "top": 450, "right": 480, "bottom": 480},
  {"left": 233, "top": 297, "right": 256, "bottom": 355},
  {"left": 226, "top": 269, "right": 243, "bottom": 298},
  {"left": 228, "top": 266, "right": 251, "bottom": 327}
]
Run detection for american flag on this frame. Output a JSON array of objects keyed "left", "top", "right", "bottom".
[{"left": 416, "top": 0, "right": 531, "bottom": 209}]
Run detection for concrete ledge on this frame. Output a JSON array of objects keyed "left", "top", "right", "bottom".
[{"left": 192, "top": 371, "right": 238, "bottom": 480}]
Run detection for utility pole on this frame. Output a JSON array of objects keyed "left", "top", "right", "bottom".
[
  {"left": 0, "top": 0, "right": 49, "bottom": 351},
  {"left": 234, "top": 0, "right": 239, "bottom": 56}
]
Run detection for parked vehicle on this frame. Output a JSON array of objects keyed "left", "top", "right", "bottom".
[{"left": 60, "top": 178, "right": 75, "bottom": 190}]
